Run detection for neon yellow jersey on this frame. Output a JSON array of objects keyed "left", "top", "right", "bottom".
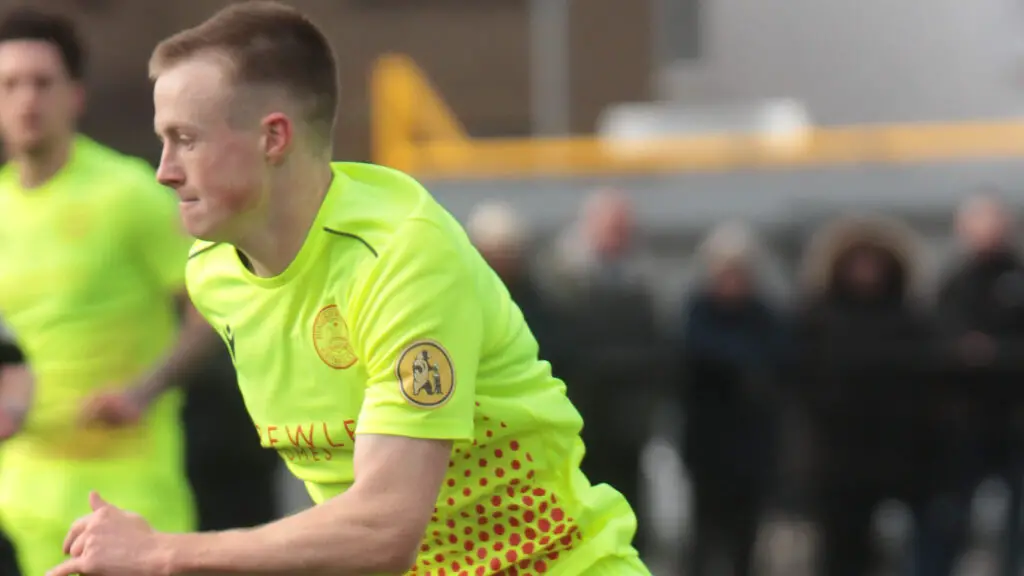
[
  {"left": 0, "top": 135, "right": 191, "bottom": 462},
  {"left": 187, "top": 163, "right": 643, "bottom": 575}
]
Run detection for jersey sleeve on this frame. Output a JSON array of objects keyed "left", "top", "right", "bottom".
[
  {"left": 130, "top": 177, "right": 192, "bottom": 293},
  {"left": 348, "top": 217, "right": 482, "bottom": 442}
]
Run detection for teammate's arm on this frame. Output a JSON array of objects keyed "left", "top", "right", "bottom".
[
  {"left": 0, "top": 325, "right": 31, "bottom": 438},
  {"left": 128, "top": 296, "right": 219, "bottom": 405}
]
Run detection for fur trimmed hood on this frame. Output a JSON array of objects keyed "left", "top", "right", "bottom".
[{"left": 799, "top": 214, "right": 925, "bottom": 299}]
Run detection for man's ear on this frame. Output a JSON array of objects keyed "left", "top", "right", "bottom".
[{"left": 261, "top": 112, "right": 293, "bottom": 165}]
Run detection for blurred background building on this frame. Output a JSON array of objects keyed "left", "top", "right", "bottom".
[{"left": 9, "top": 1, "right": 1024, "bottom": 575}]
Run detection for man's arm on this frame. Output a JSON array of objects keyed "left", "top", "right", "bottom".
[
  {"left": 49, "top": 434, "right": 451, "bottom": 576},
  {"left": 167, "top": 434, "right": 450, "bottom": 575}
]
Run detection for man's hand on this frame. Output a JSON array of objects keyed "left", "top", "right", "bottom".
[
  {"left": 80, "top": 387, "right": 148, "bottom": 428},
  {"left": 47, "top": 491, "right": 171, "bottom": 576}
]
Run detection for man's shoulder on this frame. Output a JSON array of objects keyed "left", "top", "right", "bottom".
[
  {"left": 327, "top": 162, "right": 431, "bottom": 226},
  {"left": 325, "top": 162, "right": 460, "bottom": 260}
]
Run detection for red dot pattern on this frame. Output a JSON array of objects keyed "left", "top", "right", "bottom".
[{"left": 408, "top": 407, "right": 583, "bottom": 576}]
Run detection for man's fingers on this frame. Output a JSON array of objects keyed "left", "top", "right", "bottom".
[
  {"left": 88, "top": 490, "right": 109, "bottom": 512},
  {"left": 68, "top": 532, "right": 88, "bottom": 558},
  {"left": 79, "top": 396, "right": 108, "bottom": 424},
  {"left": 46, "top": 557, "right": 85, "bottom": 576},
  {"left": 61, "top": 515, "right": 90, "bottom": 555}
]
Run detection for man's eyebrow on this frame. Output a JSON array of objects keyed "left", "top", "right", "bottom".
[{"left": 154, "top": 122, "right": 198, "bottom": 137}]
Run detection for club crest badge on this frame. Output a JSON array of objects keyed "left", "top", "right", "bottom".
[{"left": 312, "top": 304, "right": 358, "bottom": 369}]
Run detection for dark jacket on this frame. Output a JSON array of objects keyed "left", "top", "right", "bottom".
[
  {"left": 557, "top": 265, "right": 664, "bottom": 448},
  {"left": 935, "top": 248, "right": 1024, "bottom": 449},
  {"left": 793, "top": 215, "right": 936, "bottom": 493},
  {"left": 678, "top": 290, "right": 784, "bottom": 483}
]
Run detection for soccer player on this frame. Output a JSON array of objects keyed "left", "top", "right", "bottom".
[
  {"left": 0, "top": 8, "right": 213, "bottom": 576},
  {"left": 49, "top": 2, "right": 651, "bottom": 576}
]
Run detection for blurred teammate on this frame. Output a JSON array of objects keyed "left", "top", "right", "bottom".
[
  {"left": 0, "top": 8, "right": 213, "bottom": 576},
  {"left": 49, "top": 2, "right": 650, "bottom": 576}
]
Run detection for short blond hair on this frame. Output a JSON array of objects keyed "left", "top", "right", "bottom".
[{"left": 149, "top": 1, "right": 338, "bottom": 144}]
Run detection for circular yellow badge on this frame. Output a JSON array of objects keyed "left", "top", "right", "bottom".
[
  {"left": 396, "top": 340, "right": 455, "bottom": 408},
  {"left": 312, "top": 305, "right": 358, "bottom": 369}
]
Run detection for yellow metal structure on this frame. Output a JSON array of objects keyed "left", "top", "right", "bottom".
[{"left": 371, "top": 54, "right": 1024, "bottom": 179}]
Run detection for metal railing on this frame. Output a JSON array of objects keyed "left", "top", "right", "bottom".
[{"left": 371, "top": 54, "right": 1024, "bottom": 179}]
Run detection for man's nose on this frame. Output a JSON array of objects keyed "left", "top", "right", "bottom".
[{"left": 155, "top": 150, "right": 183, "bottom": 188}]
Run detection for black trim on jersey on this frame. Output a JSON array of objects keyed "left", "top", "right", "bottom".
[
  {"left": 0, "top": 342, "right": 24, "bottom": 366},
  {"left": 188, "top": 242, "right": 224, "bottom": 261},
  {"left": 322, "top": 227, "right": 378, "bottom": 258}
]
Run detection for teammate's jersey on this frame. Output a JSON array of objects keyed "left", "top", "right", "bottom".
[
  {"left": 187, "top": 163, "right": 641, "bottom": 575},
  {"left": 0, "top": 135, "right": 192, "bottom": 461}
]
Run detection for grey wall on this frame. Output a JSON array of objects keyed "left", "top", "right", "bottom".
[{"left": 668, "top": 0, "right": 1024, "bottom": 123}]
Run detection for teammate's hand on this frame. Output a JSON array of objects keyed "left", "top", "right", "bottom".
[
  {"left": 0, "top": 404, "right": 27, "bottom": 440},
  {"left": 80, "top": 388, "right": 146, "bottom": 428},
  {"left": 47, "top": 492, "right": 169, "bottom": 576}
]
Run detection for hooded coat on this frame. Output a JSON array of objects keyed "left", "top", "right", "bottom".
[{"left": 793, "top": 215, "right": 936, "bottom": 496}]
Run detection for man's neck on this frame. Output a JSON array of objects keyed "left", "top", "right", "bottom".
[
  {"left": 237, "top": 162, "right": 334, "bottom": 278},
  {"left": 14, "top": 136, "right": 73, "bottom": 189}
]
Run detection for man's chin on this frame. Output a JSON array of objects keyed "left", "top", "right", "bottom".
[
  {"left": 8, "top": 135, "right": 51, "bottom": 158},
  {"left": 181, "top": 219, "right": 236, "bottom": 245},
  {"left": 179, "top": 209, "right": 217, "bottom": 241}
]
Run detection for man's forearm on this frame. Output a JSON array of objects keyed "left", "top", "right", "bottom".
[{"left": 164, "top": 487, "right": 418, "bottom": 576}]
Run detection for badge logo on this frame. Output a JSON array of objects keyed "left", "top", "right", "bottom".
[
  {"left": 312, "top": 305, "right": 358, "bottom": 369},
  {"left": 396, "top": 340, "right": 455, "bottom": 409}
]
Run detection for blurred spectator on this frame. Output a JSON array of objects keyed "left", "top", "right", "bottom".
[
  {"left": 793, "top": 215, "right": 934, "bottom": 576},
  {"left": 676, "top": 221, "right": 785, "bottom": 576},
  {"left": 537, "top": 188, "right": 664, "bottom": 554},
  {"left": 466, "top": 201, "right": 568, "bottom": 374},
  {"left": 183, "top": 346, "right": 280, "bottom": 531},
  {"left": 922, "top": 194, "right": 1024, "bottom": 576}
]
